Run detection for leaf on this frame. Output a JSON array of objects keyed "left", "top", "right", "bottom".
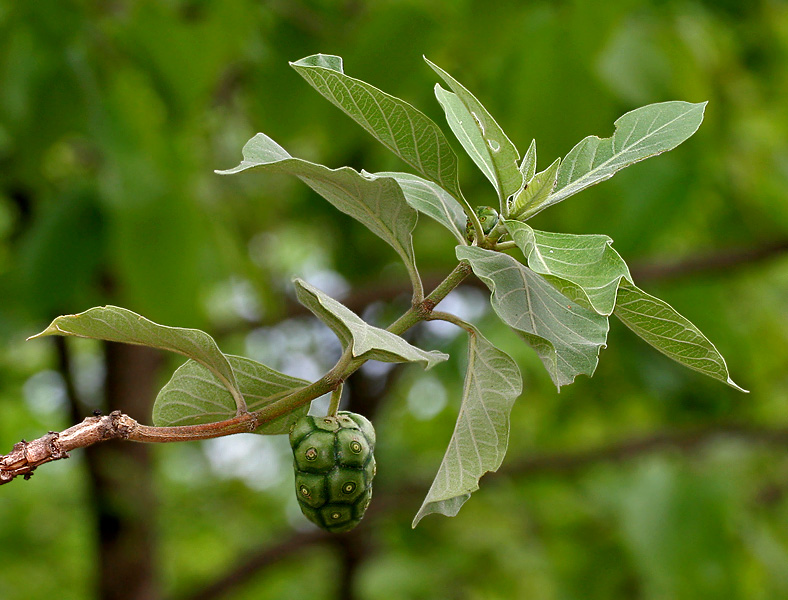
[
  {"left": 520, "top": 139, "right": 537, "bottom": 183},
  {"left": 509, "top": 157, "right": 560, "bottom": 219},
  {"left": 29, "top": 305, "right": 247, "bottom": 413},
  {"left": 529, "top": 101, "right": 707, "bottom": 218},
  {"left": 154, "top": 355, "right": 310, "bottom": 434},
  {"left": 505, "top": 222, "right": 745, "bottom": 391},
  {"left": 426, "top": 58, "right": 522, "bottom": 202},
  {"left": 433, "top": 84, "right": 498, "bottom": 194},
  {"left": 505, "top": 220, "right": 632, "bottom": 316},
  {"left": 293, "top": 278, "right": 448, "bottom": 369},
  {"left": 364, "top": 170, "right": 468, "bottom": 244},
  {"left": 217, "top": 132, "right": 422, "bottom": 299},
  {"left": 290, "top": 54, "right": 463, "bottom": 200},
  {"left": 413, "top": 325, "right": 521, "bottom": 527},
  {"left": 614, "top": 279, "right": 747, "bottom": 392},
  {"left": 456, "top": 246, "right": 609, "bottom": 388}
]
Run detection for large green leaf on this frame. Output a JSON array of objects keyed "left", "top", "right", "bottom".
[
  {"left": 426, "top": 59, "right": 522, "bottom": 203},
  {"left": 413, "top": 325, "right": 521, "bottom": 527},
  {"left": 293, "top": 278, "right": 448, "bottom": 369},
  {"left": 457, "top": 247, "right": 608, "bottom": 388},
  {"left": 153, "top": 355, "right": 310, "bottom": 434},
  {"left": 522, "top": 101, "right": 707, "bottom": 219},
  {"left": 29, "top": 305, "right": 248, "bottom": 414},
  {"left": 217, "top": 132, "right": 422, "bottom": 299},
  {"left": 366, "top": 170, "right": 467, "bottom": 244},
  {"left": 505, "top": 220, "right": 632, "bottom": 316},
  {"left": 614, "top": 280, "right": 747, "bottom": 392},
  {"left": 290, "top": 54, "right": 462, "bottom": 200}
]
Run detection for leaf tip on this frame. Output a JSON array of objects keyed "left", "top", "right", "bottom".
[
  {"left": 27, "top": 320, "right": 64, "bottom": 340},
  {"left": 727, "top": 377, "right": 749, "bottom": 393}
]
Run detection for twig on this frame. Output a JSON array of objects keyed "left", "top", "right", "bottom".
[{"left": 499, "top": 423, "right": 788, "bottom": 477}]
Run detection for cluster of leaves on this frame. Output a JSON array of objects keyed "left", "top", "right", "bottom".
[{"left": 29, "top": 54, "right": 744, "bottom": 529}]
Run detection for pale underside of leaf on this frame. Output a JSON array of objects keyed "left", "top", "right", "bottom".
[
  {"left": 290, "top": 54, "right": 463, "bottom": 200},
  {"left": 532, "top": 101, "right": 707, "bottom": 218},
  {"left": 293, "top": 278, "right": 448, "bottom": 369},
  {"left": 413, "top": 325, "right": 521, "bottom": 526},
  {"left": 29, "top": 305, "right": 246, "bottom": 413},
  {"left": 364, "top": 170, "right": 468, "bottom": 244},
  {"left": 505, "top": 220, "right": 632, "bottom": 316},
  {"left": 154, "top": 355, "right": 310, "bottom": 434},
  {"left": 217, "top": 132, "right": 422, "bottom": 300},
  {"left": 426, "top": 58, "right": 522, "bottom": 203},
  {"left": 456, "top": 246, "right": 608, "bottom": 388},
  {"left": 614, "top": 280, "right": 747, "bottom": 392}
]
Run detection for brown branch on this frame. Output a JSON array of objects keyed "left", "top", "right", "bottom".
[
  {"left": 630, "top": 239, "right": 788, "bottom": 283},
  {"left": 498, "top": 423, "right": 788, "bottom": 478},
  {"left": 0, "top": 411, "right": 137, "bottom": 484},
  {"left": 0, "top": 410, "right": 262, "bottom": 485}
]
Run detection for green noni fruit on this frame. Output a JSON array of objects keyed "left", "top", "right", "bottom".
[
  {"left": 465, "top": 205, "right": 500, "bottom": 242},
  {"left": 289, "top": 411, "right": 376, "bottom": 533}
]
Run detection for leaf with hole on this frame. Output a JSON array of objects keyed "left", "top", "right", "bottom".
[
  {"left": 433, "top": 84, "right": 499, "bottom": 195},
  {"left": 427, "top": 59, "right": 522, "bottom": 203},
  {"left": 413, "top": 324, "right": 521, "bottom": 526}
]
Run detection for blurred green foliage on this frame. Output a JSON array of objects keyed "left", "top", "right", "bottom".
[{"left": 1, "top": 0, "right": 788, "bottom": 599}]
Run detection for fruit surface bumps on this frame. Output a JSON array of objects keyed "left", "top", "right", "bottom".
[{"left": 289, "top": 411, "right": 376, "bottom": 533}]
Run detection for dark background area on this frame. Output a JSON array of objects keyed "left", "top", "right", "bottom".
[{"left": 1, "top": 1, "right": 787, "bottom": 598}]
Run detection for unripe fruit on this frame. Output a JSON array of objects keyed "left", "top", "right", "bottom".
[
  {"left": 465, "top": 205, "right": 500, "bottom": 242},
  {"left": 289, "top": 411, "right": 376, "bottom": 533}
]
